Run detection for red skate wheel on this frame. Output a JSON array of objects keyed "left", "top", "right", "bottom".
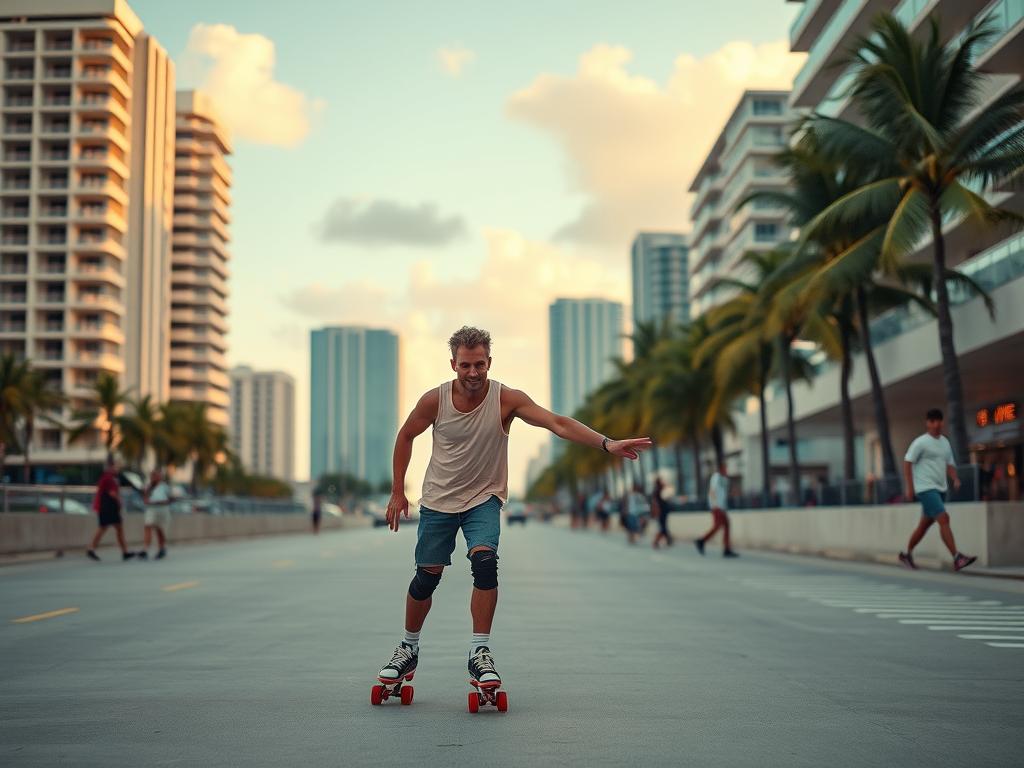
[
  {"left": 496, "top": 691, "right": 508, "bottom": 712},
  {"left": 468, "top": 692, "right": 480, "bottom": 713},
  {"left": 370, "top": 685, "right": 384, "bottom": 706},
  {"left": 401, "top": 686, "right": 414, "bottom": 705}
]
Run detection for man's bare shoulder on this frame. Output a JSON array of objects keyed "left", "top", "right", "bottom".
[
  {"left": 499, "top": 385, "right": 532, "bottom": 406},
  {"left": 416, "top": 387, "right": 441, "bottom": 411}
]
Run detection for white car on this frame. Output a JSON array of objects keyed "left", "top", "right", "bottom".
[{"left": 38, "top": 497, "right": 91, "bottom": 515}]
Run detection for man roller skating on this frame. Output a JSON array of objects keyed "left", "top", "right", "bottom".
[{"left": 373, "top": 326, "right": 651, "bottom": 711}]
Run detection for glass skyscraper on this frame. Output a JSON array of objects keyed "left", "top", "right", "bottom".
[
  {"left": 548, "top": 298, "right": 623, "bottom": 421},
  {"left": 309, "top": 326, "right": 399, "bottom": 486},
  {"left": 631, "top": 232, "right": 689, "bottom": 327}
]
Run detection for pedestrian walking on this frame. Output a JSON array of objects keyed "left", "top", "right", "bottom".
[
  {"left": 696, "top": 461, "right": 737, "bottom": 557},
  {"left": 86, "top": 458, "right": 135, "bottom": 562},
  {"left": 373, "top": 326, "right": 651, "bottom": 708},
  {"left": 138, "top": 467, "right": 172, "bottom": 560},
  {"left": 624, "top": 483, "right": 650, "bottom": 545},
  {"left": 651, "top": 477, "right": 673, "bottom": 549},
  {"left": 311, "top": 492, "right": 323, "bottom": 535},
  {"left": 898, "top": 408, "right": 976, "bottom": 572}
]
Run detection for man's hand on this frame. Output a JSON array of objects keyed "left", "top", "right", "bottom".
[
  {"left": 386, "top": 492, "right": 410, "bottom": 532},
  {"left": 905, "top": 486, "right": 915, "bottom": 503},
  {"left": 952, "top": 476, "right": 962, "bottom": 492},
  {"left": 607, "top": 437, "right": 653, "bottom": 460}
]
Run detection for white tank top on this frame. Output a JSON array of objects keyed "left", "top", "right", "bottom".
[{"left": 419, "top": 379, "right": 509, "bottom": 513}]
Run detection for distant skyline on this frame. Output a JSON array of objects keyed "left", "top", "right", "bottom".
[{"left": 123, "top": 0, "right": 805, "bottom": 490}]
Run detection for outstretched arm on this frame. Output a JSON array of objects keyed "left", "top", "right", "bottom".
[
  {"left": 505, "top": 388, "right": 652, "bottom": 460},
  {"left": 386, "top": 389, "right": 439, "bottom": 531}
]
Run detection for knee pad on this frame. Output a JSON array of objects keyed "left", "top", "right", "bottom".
[
  {"left": 469, "top": 549, "right": 498, "bottom": 590},
  {"left": 408, "top": 567, "right": 442, "bottom": 601}
]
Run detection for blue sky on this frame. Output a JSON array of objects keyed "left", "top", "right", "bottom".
[{"left": 127, "top": 0, "right": 804, "bottom": 489}]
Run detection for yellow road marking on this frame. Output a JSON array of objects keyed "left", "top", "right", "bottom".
[
  {"left": 272, "top": 559, "right": 295, "bottom": 569},
  {"left": 11, "top": 607, "right": 79, "bottom": 624},
  {"left": 161, "top": 580, "right": 200, "bottom": 593}
]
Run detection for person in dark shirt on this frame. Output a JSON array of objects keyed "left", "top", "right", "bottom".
[
  {"left": 651, "top": 477, "right": 673, "bottom": 549},
  {"left": 86, "top": 457, "right": 135, "bottom": 562}
]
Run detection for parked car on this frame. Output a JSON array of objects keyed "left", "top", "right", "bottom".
[
  {"left": 362, "top": 500, "right": 389, "bottom": 528},
  {"left": 505, "top": 501, "right": 528, "bottom": 525},
  {"left": 38, "top": 497, "right": 91, "bottom": 515}
]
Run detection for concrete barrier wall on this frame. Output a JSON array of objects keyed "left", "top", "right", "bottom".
[
  {"left": 665, "top": 502, "right": 1024, "bottom": 567},
  {"left": 0, "top": 513, "right": 372, "bottom": 555}
]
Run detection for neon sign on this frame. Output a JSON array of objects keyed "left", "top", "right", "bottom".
[{"left": 976, "top": 402, "right": 1017, "bottom": 428}]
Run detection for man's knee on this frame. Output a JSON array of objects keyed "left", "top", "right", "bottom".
[
  {"left": 469, "top": 549, "right": 498, "bottom": 590},
  {"left": 408, "top": 566, "right": 443, "bottom": 601}
]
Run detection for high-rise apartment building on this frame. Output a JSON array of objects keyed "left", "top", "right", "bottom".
[
  {"left": 631, "top": 232, "right": 689, "bottom": 328},
  {"left": 548, "top": 298, "right": 623, "bottom": 420},
  {"left": 170, "top": 89, "right": 231, "bottom": 426},
  {"left": 0, "top": 0, "right": 174, "bottom": 478},
  {"left": 731, "top": 0, "right": 1024, "bottom": 495},
  {"left": 309, "top": 326, "right": 399, "bottom": 486},
  {"left": 229, "top": 366, "right": 294, "bottom": 482},
  {"left": 687, "top": 90, "right": 793, "bottom": 319}
]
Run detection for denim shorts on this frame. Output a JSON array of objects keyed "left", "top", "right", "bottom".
[
  {"left": 414, "top": 495, "right": 502, "bottom": 566},
  {"left": 917, "top": 489, "right": 947, "bottom": 519}
]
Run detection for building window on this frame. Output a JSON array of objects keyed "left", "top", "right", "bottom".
[
  {"left": 754, "top": 222, "right": 779, "bottom": 242},
  {"left": 752, "top": 99, "right": 783, "bottom": 116}
]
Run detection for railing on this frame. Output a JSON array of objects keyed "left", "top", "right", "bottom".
[
  {"left": 0, "top": 484, "right": 305, "bottom": 516},
  {"left": 793, "top": 0, "right": 863, "bottom": 95},
  {"left": 790, "top": 0, "right": 823, "bottom": 42},
  {"left": 976, "top": 0, "right": 1024, "bottom": 59}
]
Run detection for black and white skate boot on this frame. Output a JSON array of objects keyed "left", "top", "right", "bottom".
[
  {"left": 378, "top": 642, "right": 418, "bottom": 683},
  {"left": 468, "top": 646, "right": 501, "bottom": 686}
]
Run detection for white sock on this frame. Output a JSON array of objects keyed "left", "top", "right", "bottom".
[
  {"left": 470, "top": 632, "right": 489, "bottom": 655},
  {"left": 403, "top": 629, "right": 420, "bottom": 650}
]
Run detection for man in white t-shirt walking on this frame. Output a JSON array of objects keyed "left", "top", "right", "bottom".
[
  {"left": 899, "top": 408, "right": 976, "bottom": 572},
  {"left": 138, "top": 467, "right": 172, "bottom": 561},
  {"left": 696, "top": 461, "right": 737, "bottom": 558}
]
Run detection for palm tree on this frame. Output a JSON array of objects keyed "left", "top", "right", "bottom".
[
  {"left": 0, "top": 354, "right": 29, "bottom": 480},
  {"left": 68, "top": 372, "right": 131, "bottom": 461},
  {"left": 117, "top": 395, "right": 159, "bottom": 472},
  {"left": 697, "top": 250, "right": 812, "bottom": 504},
  {"left": 18, "top": 370, "right": 66, "bottom": 482},
  {"left": 804, "top": 13, "right": 1024, "bottom": 462}
]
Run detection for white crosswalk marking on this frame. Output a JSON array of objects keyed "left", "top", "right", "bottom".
[{"left": 742, "top": 575, "right": 1024, "bottom": 651}]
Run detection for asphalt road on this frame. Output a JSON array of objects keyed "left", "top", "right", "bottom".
[{"left": 1, "top": 520, "right": 1023, "bottom": 767}]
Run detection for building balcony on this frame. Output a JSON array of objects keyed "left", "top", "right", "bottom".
[
  {"left": 73, "top": 180, "right": 128, "bottom": 207},
  {"left": 70, "top": 321, "right": 124, "bottom": 344},
  {"left": 77, "top": 68, "right": 131, "bottom": 100},
  {"left": 69, "top": 264, "right": 125, "bottom": 289},
  {"left": 170, "top": 325, "right": 228, "bottom": 350},
  {"left": 171, "top": 345, "right": 228, "bottom": 369},
  {"left": 171, "top": 249, "right": 231, "bottom": 278},
  {"left": 73, "top": 236, "right": 126, "bottom": 261},
  {"left": 172, "top": 288, "right": 228, "bottom": 315},
  {"left": 72, "top": 207, "right": 128, "bottom": 234},
  {"left": 69, "top": 293, "right": 122, "bottom": 313},
  {"left": 77, "top": 39, "right": 132, "bottom": 72},
  {"left": 170, "top": 383, "right": 231, "bottom": 409},
  {"left": 172, "top": 268, "right": 229, "bottom": 296},
  {"left": 69, "top": 350, "right": 124, "bottom": 372},
  {"left": 74, "top": 123, "right": 130, "bottom": 153},
  {"left": 171, "top": 307, "right": 228, "bottom": 333},
  {"left": 791, "top": 0, "right": 847, "bottom": 51},
  {"left": 170, "top": 364, "right": 230, "bottom": 389},
  {"left": 77, "top": 94, "right": 131, "bottom": 127}
]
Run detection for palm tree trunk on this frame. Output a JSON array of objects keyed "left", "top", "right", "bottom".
[
  {"left": 673, "top": 443, "right": 686, "bottom": 496},
  {"left": 930, "top": 206, "right": 970, "bottom": 465},
  {"left": 758, "top": 358, "right": 771, "bottom": 506},
  {"left": 711, "top": 424, "right": 725, "bottom": 468},
  {"left": 855, "top": 285, "right": 898, "bottom": 479},
  {"left": 839, "top": 313, "right": 856, "bottom": 482},
  {"left": 691, "top": 438, "right": 703, "bottom": 497},
  {"left": 780, "top": 335, "right": 801, "bottom": 507},
  {"left": 22, "top": 417, "right": 32, "bottom": 484}
]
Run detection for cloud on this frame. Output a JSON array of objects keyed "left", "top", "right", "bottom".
[
  {"left": 179, "top": 23, "right": 324, "bottom": 147},
  {"left": 315, "top": 198, "right": 468, "bottom": 247},
  {"left": 281, "top": 229, "right": 629, "bottom": 492},
  {"left": 437, "top": 46, "right": 476, "bottom": 77},
  {"left": 507, "top": 40, "right": 805, "bottom": 247}
]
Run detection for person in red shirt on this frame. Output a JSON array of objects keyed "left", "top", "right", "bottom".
[{"left": 86, "top": 457, "right": 135, "bottom": 562}]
